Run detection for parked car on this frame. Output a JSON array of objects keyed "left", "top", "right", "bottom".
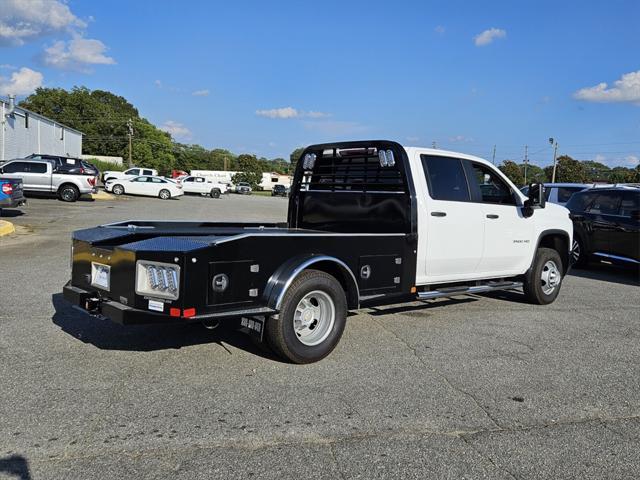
[
  {"left": 102, "top": 167, "right": 158, "bottom": 183},
  {"left": 271, "top": 184, "right": 289, "bottom": 197},
  {"left": 63, "top": 140, "right": 572, "bottom": 364},
  {"left": 179, "top": 176, "right": 226, "bottom": 198},
  {"left": 567, "top": 186, "right": 639, "bottom": 267},
  {"left": 520, "top": 183, "right": 593, "bottom": 206},
  {"left": 235, "top": 182, "right": 252, "bottom": 194},
  {"left": 0, "top": 177, "right": 26, "bottom": 215},
  {"left": 0, "top": 159, "right": 97, "bottom": 202},
  {"left": 26, "top": 154, "right": 99, "bottom": 176},
  {"left": 105, "top": 175, "right": 183, "bottom": 200}
]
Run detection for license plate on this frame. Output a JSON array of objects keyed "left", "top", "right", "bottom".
[{"left": 91, "top": 262, "right": 111, "bottom": 290}]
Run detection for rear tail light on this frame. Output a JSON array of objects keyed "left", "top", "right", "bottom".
[
  {"left": 1, "top": 183, "right": 12, "bottom": 195},
  {"left": 88, "top": 177, "right": 96, "bottom": 186},
  {"left": 136, "top": 261, "right": 180, "bottom": 300}
]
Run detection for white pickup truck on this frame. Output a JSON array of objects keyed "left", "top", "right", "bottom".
[
  {"left": 64, "top": 140, "right": 573, "bottom": 363},
  {"left": 179, "top": 175, "right": 228, "bottom": 198},
  {"left": 102, "top": 167, "right": 158, "bottom": 183}
]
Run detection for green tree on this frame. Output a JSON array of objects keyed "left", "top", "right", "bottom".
[
  {"left": 499, "top": 160, "right": 524, "bottom": 186},
  {"left": 290, "top": 147, "right": 305, "bottom": 171},
  {"left": 543, "top": 155, "right": 587, "bottom": 183},
  {"left": 520, "top": 164, "right": 547, "bottom": 184},
  {"left": 231, "top": 154, "right": 263, "bottom": 189},
  {"left": 582, "top": 160, "right": 610, "bottom": 182}
]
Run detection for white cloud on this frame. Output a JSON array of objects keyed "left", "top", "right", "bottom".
[
  {"left": 474, "top": 27, "right": 506, "bottom": 46},
  {"left": 159, "top": 120, "right": 192, "bottom": 140},
  {"left": 256, "top": 106, "right": 331, "bottom": 119},
  {"left": 256, "top": 106, "right": 299, "bottom": 119},
  {"left": 624, "top": 155, "right": 639, "bottom": 167},
  {"left": 43, "top": 36, "right": 115, "bottom": 72},
  {"left": 0, "top": 67, "right": 43, "bottom": 96},
  {"left": 434, "top": 25, "right": 446, "bottom": 35},
  {"left": 0, "top": 0, "right": 86, "bottom": 46},
  {"left": 154, "top": 79, "right": 162, "bottom": 88},
  {"left": 573, "top": 71, "right": 640, "bottom": 105},
  {"left": 192, "top": 89, "right": 210, "bottom": 97},
  {"left": 449, "top": 135, "right": 474, "bottom": 143}
]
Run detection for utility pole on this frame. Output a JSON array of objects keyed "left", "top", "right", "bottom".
[
  {"left": 491, "top": 145, "right": 496, "bottom": 165},
  {"left": 127, "top": 118, "right": 133, "bottom": 167},
  {"left": 432, "top": 141, "right": 437, "bottom": 149},
  {"left": 523, "top": 145, "right": 529, "bottom": 184},
  {"left": 549, "top": 137, "right": 559, "bottom": 183}
]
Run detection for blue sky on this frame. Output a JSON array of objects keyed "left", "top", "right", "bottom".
[{"left": 1, "top": 0, "right": 638, "bottom": 167}]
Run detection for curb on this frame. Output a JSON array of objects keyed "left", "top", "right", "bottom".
[
  {"left": 0, "top": 220, "right": 16, "bottom": 236},
  {"left": 90, "top": 190, "right": 115, "bottom": 200}
]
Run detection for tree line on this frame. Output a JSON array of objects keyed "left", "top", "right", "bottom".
[{"left": 499, "top": 156, "right": 640, "bottom": 187}]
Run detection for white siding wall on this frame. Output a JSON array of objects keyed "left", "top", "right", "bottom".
[{"left": 1, "top": 101, "right": 82, "bottom": 161}]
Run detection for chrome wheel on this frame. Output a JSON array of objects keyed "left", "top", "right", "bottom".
[
  {"left": 541, "top": 260, "right": 561, "bottom": 295},
  {"left": 112, "top": 185, "right": 124, "bottom": 195},
  {"left": 159, "top": 189, "right": 171, "bottom": 200},
  {"left": 293, "top": 290, "right": 335, "bottom": 346}
]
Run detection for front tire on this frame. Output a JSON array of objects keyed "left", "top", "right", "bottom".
[
  {"left": 571, "top": 236, "right": 587, "bottom": 268},
  {"left": 159, "top": 189, "right": 171, "bottom": 200},
  {"left": 523, "top": 247, "right": 563, "bottom": 305},
  {"left": 58, "top": 184, "right": 79, "bottom": 202},
  {"left": 112, "top": 184, "right": 124, "bottom": 196},
  {"left": 265, "top": 269, "right": 347, "bottom": 364}
]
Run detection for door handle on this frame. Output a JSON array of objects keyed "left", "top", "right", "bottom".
[
  {"left": 486, "top": 214, "right": 499, "bottom": 219},
  {"left": 430, "top": 211, "right": 447, "bottom": 217}
]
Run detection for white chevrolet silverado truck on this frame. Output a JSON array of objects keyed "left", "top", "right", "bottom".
[{"left": 64, "top": 140, "right": 573, "bottom": 363}]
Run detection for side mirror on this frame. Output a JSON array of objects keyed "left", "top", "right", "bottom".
[{"left": 523, "top": 183, "right": 545, "bottom": 217}]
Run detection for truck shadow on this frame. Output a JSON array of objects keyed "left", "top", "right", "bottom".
[
  {"left": 50, "top": 293, "right": 280, "bottom": 361},
  {"left": 0, "top": 454, "right": 31, "bottom": 480},
  {"left": 568, "top": 264, "right": 640, "bottom": 287},
  {"left": 0, "top": 209, "right": 24, "bottom": 218}
]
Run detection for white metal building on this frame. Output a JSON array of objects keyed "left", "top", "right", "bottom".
[{"left": 1, "top": 96, "right": 83, "bottom": 161}]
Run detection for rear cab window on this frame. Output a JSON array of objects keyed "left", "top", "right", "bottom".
[
  {"left": 587, "top": 192, "right": 622, "bottom": 215},
  {"left": 421, "top": 155, "right": 470, "bottom": 202},
  {"left": 620, "top": 191, "right": 639, "bottom": 218}
]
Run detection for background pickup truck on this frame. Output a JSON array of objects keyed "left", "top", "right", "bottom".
[
  {"left": 102, "top": 167, "right": 158, "bottom": 183},
  {"left": 179, "top": 175, "right": 227, "bottom": 198},
  {"left": 0, "top": 159, "right": 97, "bottom": 202},
  {"left": 63, "top": 140, "right": 573, "bottom": 363},
  {"left": 0, "top": 177, "right": 26, "bottom": 214}
]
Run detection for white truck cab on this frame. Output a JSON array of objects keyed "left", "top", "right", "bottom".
[
  {"left": 405, "top": 148, "right": 572, "bottom": 286},
  {"left": 102, "top": 167, "right": 158, "bottom": 183}
]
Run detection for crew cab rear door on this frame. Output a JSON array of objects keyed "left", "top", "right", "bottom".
[
  {"left": 419, "top": 154, "right": 484, "bottom": 281},
  {"left": 464, "top": 161, "right": 534, "bottom": 275}
]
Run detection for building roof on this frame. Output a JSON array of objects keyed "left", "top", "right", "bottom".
[{"left": 0, "top": 96, "right": 83, "bottom": 135}]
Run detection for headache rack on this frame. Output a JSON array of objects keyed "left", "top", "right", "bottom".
[{"left": 301, "top": 147, "right": 406, "bottom": 193}]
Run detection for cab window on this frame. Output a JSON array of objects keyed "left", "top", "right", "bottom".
[
  {"left": 421, "top": 155, "right": 470, "bottom": 202},
  {"left": 142, "top": 169, "right": 153, "bottom": 176},
  {"left": 29, "top": 162, "right": 48, "bottom": 174},
  {"left": 557, "top": 187, "right": 584, "bottom": 203},
  {"left": 125, "top": 169, "right": 140, "bottom": 175},
  {"left": 2, "top": 162, "right": 29, "bottom": 173},
  {"left": 468, "top": 162, "right": 516, "bottom": 205},
  {"left": 619, "top": 192, "right": 639, "bottom": 218}
]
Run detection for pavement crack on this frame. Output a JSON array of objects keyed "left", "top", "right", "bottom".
[
  {"left": 460, "top": 434, "right": 520, "bottom": 480},
  {"left": 328, "top": 442, "right": 348, "bottom": 480},
  {"left": 371, "top": 316, "right": 502, "bottom": 429}
]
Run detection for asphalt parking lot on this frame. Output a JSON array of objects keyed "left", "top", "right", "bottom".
[{"left": 1, "top": 193, "right": 639, "bottom": 479}]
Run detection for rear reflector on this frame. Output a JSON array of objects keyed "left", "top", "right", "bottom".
[
  {"left": 1, "top": 183, "right": 12, "bottom": 195},
  {"left": 169, "top": 308, "right": 181, "bottom": 317},
  {"left": 183, "top": 308, "right": 196, "bottom": 318}
]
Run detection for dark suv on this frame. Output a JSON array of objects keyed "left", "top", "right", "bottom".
[
  {"left": 27, "top": 154, "right": 99, "bottom": 176},
  {"left": 567, "top": 187, "right": 639, "bottom": 267},
  {"left": 271, "top": 184, "right": 288, "bottom": 197}
]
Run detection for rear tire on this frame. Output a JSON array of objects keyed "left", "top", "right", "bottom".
[
  {"left": 210, "top": 188, "right": 221, "bottom": 199},
  {"left": 112, "top": 184, "right": 124, "bottom": 196},
  {"left": 159, "top": 189, "right": 171, "bottom": 200},
  {"left": 523, "top": 247, "right": 563, "bottom": 305},
  {"left": 265, "top": 269, "right": 347, "bottom": 364},
  {"left": 58, "top": 184, "right": 79, "bottom": 202}
]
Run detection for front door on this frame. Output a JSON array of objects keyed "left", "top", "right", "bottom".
[
  {"left": 466, "top": 161, "right": 534, "bottom": 275},
  {"left": 421, "top": 155, "right": 485, "bottom": 282}
]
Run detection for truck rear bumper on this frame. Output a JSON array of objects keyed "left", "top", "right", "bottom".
[
  {"left": 62, "top": 282, "right": 277, "bottom": 326},
  {"left": 0, "top": 197, "right": 26, "bottom": 208}
]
